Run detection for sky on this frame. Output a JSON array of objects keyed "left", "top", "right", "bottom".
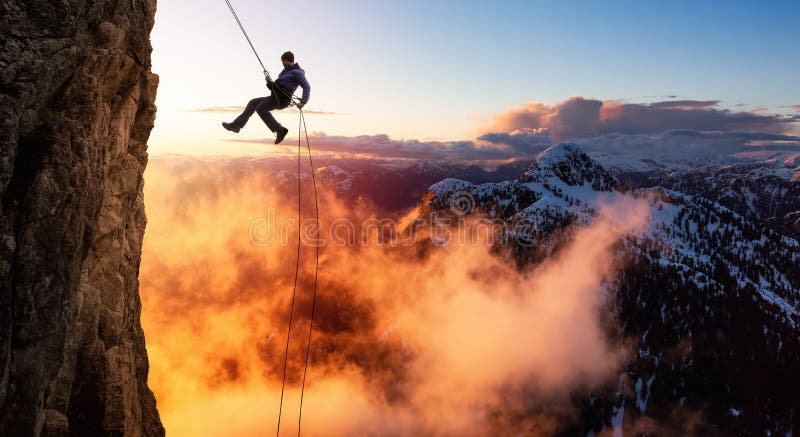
[{"left": 149, "top": 0, "right": 800, "bottom": 157}]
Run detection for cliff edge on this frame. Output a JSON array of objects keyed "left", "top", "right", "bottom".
[{"left": 1, "top": 1, "right": 163, "bottom": 435}]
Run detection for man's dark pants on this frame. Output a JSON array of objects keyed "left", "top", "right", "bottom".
[{"left": 232, "top": 92, "right": 288, "bottom": 132}]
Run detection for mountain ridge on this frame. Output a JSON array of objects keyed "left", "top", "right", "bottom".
[{"left": 424, "top": 143, "right": 800, "bottom": 434}]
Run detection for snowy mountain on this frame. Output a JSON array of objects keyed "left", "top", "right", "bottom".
[
  {"left": 613, "top": 161, "right": 800, "bottom": 241},
  {"left": 424, "top": 144, "right": 800, "bottom": 435},
  {"left": 316, "top": 165, "right": 354, "bottom": 192},
  {"left": 582, "top": 140, "right": 800, "bottom": 180},
  {"left": 577, "top": 144, "right": 800, "bottom": 241}
]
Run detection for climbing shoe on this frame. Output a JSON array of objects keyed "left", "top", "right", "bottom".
[
  {"left": 275, "top": 126, "right": 289, "bottom": 144},
  {"left": 222, "top": 122, "right": 240, "bottom": 133}
]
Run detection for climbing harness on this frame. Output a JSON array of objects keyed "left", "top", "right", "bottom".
[{"left": 222, "top": 1, "right": 320, "bottom": 436}]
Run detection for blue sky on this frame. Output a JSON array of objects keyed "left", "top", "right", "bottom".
[{"left": 149, "top": 0, "right": 800, "bottom": 156}]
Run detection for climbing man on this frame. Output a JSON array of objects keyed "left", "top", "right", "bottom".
[{"left": 222, "top": 51, "right": 310, "bottom": 144}]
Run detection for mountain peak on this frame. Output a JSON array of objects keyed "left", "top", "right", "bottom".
[
  {"left": 533, "top": 143, "right": 585, "bottom": 164},
  {"left": 520, "top": 143, "right": 618, "bottom": 191}
]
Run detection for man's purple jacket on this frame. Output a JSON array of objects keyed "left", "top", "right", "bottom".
[{"left": 274, "top": 63, "right": 311, "bottom": 104}]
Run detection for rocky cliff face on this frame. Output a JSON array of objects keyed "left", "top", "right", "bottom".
[{"left": 0, "top": 1, "right": 162, "bottom": 435}]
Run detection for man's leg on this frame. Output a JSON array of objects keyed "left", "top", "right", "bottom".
[
  {"left": 254, "top": 96, "right": 282, "bottom": 132},
  {"left": 231, "top": 97, "right": 268, "bottom": 128}
]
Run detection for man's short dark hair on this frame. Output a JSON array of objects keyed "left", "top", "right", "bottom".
[{"left": 281, "top": 51, "right": 294, "bottom": 63}]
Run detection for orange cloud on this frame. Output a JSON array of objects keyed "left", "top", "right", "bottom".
[
  {"left": 140, "top": 158, "right": 649, "bottom": 436},
  {"left": 485, "top": 97, "right": 798, "bottom": 140}
]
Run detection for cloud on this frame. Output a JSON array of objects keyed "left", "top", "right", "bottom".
[
  {"left": 186, "top": 106, "right": 337, "bottom": 115},
  {"left": 573, "top": 129, "right": 800, "bottom": 153},
  {"left": 488, "top": 97, "right": 799, "bottom": 140},
  {"left": 185, "top": 106, "right": 245, "bottom": 113},
  {"left": 477, "top": 128, "right": 552, "bottom": 153},
  {"left": 228, "top": 127, "right": 799, "bottom": 167},
  {"left": 478, "top": 127, "right": 800, "bottom": 164},
  {"left": 209, "top": 96, "right": 800, "bottom": 165},
  {"left": 647, "top": 100, "right": 719, "bottom": 109},
  {"left": 474, "top": 97, "right": 800, "bottom": 163},
  {"left": 227, "top": 133, "right": 529, "bottom": 162},
  {"left": 140, "top": 159, "right": 650, "bottom": 436}
]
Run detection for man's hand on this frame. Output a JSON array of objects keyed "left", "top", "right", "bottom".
[
  {"left": 264, "top": 74, "right": 273, "bottom": 83},
  {"left": 296, "top": 102, "right": 305, "bottom": 109}
]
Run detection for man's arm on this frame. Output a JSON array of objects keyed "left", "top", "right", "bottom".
[{"left": 298, "top": 73, "right": 311, "bottom": 106}]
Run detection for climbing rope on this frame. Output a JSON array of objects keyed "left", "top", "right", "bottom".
[
  {"left": 276, "top": 109, "right": 318, "bottom": 437},
  {"left": 275, "top": 112, "right": 303, "bottom": 437},
  {"left": 223, "top": 0, "right": 267, "bottom": 74},
  {"left": 221, "top": 1, "right": 320, "bottom": 436},
  {"left": 296, "top": 108, "right": 319, "bottom": 437},
  {"left": 223, "top": 0, "right": 300, "bottom": 106},
  {"left": 276, "top": 108, "right": 319, "bottom": 437}
]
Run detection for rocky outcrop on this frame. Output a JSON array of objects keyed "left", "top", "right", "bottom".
[
  {"left": 519, "top": 144, "right": 618, "bottom": 191},
  {"left": 0, "top": 1, "right": 162, "bottom": 435}
]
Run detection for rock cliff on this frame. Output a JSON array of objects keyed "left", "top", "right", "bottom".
[{"left": 1, "top": 1, "right": 163, "bottom": 435}]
